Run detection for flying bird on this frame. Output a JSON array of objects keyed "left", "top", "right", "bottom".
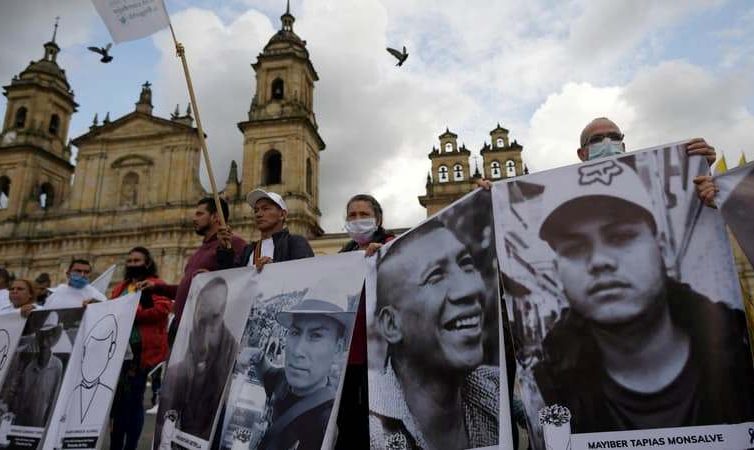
[
  {"left": 88, "top": 43, "right": 113, "bottom": 63},
  {"left": 386, "top": 46, "right": 408, "bottom": 66}
]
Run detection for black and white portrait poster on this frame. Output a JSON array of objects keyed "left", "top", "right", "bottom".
[
  {"left": 154, "top": 269, "right": 254, "bottom": 450},
  {"left": 715, "top": 161, "right": 754, "bottom": 267},
  {"left": 0, "top": 307, "right": 85, "bottom": 449},
  {"left": 0, "top": 313, "right": 26, "bottom": 390},
  {"left": 43, "top": 293, "right": 139, "bottom": 450},
  {"left": 218, "top": 252, "right": 366, "bottom": 450},
  {"left": 491, "top": 144, "right": 754, "bottom": 450},
  {"left": 367, "top": 189, "right": 512, "bottom": 450}
]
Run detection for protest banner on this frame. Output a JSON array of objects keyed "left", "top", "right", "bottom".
[
  {"left": 0, "top": 313, "right": 26, "bottom": 389},
  {"left": 218, "top": 252, "right": 367, "bottom": 450},
  {"left": 0, "top": 307, "right": 85, "bottom": 450},
  {"left": 43, "top": 293, "right": 139, "bottom": 450},
  {"left": 366, "top": 189, "right": 512, "bottom": 450},
  {"left": 715, "top": 161, "right": 754, "bottom": 266},
  {"left": 491, "top": 144, "right": 754, "bottom": 450},
  {"left": 153, "top": 269, "right": 255, "bottom": 450}
]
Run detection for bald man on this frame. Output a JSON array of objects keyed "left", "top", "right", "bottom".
[
  {"left": 155, "top": 278, "right": 239, "bottom": 443},
  {"left": 576, "top": 117, "right": 716, "bottom": 164}
]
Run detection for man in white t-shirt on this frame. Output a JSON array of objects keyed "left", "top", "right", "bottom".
[
  {"left": 0, "top": 268, "right": 10, "bottom": 311},
  {"left": 45, "top": 259, "right": 107, "bottom": 308}
]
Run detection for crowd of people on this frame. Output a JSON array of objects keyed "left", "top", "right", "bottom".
[{"left": 0, "top": 117, "right": 724, "bottom": 450}]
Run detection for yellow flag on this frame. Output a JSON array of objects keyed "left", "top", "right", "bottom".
[
  {"left": 714, "top": 154, "right": 728, "bottom": 175},
  {"left": 739, "top": 152, "right": 747, "bottom": 167}
]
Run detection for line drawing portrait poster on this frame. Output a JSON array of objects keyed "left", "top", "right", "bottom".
[
  {"left": 218, "top": 252, "right": 366, "bottom": 450},
  {"left": 154, "top": 268, "right": 256, "bottom": 450},
  {"left": 491, "top": 144, "right": 754, "bottom": 450},
  {"left": 43, "top": 293, "right": 140, "bottom": 450},
  {"left": 0, "top": 307, "right": 85, "bottom": 450},
  {"left": 366, "top": 189, "right": 512, "bottom": 450},
  {"left": 0, "top": 313, "right": 26, "bottom": 390}
]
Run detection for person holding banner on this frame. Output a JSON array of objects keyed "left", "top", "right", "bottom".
[
  {"left": 139, "top": 197, "right": 246, "bottom": 343},
  {"left": 46, "top": 259, "right": 107, "bottom": 308},
  {"left": 336, "top": 194, "right": 395, "bottom": 449},
  {"left": 4, "top": 279, "right": 38, "bottom": 317},
  {"left": 370, "top": 218, "right": 499, "bottom": 450},
  {"left": 109, "top": 247, "right": 172, "bottom": 450},
  {"left": 533, "top": 160, "right": 754, "bottom": 433},
  {"left": 217, "top": 189, "right": 313, "bottom": 270}
]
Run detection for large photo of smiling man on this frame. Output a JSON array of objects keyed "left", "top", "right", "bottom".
[
  {"left": 367, "top": 190, "right": 505, "bottom": 450},
  {"left": 492, "top": 145, "right": 754, "bottom": 449}
]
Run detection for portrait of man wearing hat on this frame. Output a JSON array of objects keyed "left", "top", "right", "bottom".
[
  {"left": 248, "top": 291, "right": 353, "bottom": 450},
  {"left": 532, "top": 157, "right": 754, "bottom": 433},
  {"left": 11, "top": 311, "right": 65, "bottom": 427},
  {"left": 218, "top": 189, "right": 314, "bottom": 271},
  {"left": 156, "top": 277, "right": 239, "bottom": 442},
  {"left": 369, "top": 218, "right": 499, "bottom": 450}
]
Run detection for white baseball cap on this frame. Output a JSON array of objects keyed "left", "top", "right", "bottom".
[
  {"left": 246, "top": 189, "right": 287, "bottom": 212},
  {"left": 539, "top": 158, "right": 657, "bottom": 245}
]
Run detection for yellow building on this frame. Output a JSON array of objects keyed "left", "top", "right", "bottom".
[{"left": 0, "top": 7, "right": 349, "bottom": 285}]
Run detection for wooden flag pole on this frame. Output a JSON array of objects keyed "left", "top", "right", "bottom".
[{"left": 167, "top": 23, "right": 230, "bottom": 236}]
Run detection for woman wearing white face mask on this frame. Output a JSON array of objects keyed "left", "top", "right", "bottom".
[{"left": 336, "top": 194, "right": 395, "bottom": 450}]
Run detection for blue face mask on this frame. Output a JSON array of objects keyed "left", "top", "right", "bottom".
[
  {"left": 68, "top": 273, "right": 89, "bottom": 289},
  {"left": 588, "top": 139, "right": 624, "bottom": 160}
]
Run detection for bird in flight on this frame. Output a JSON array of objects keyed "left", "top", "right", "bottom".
[
  {"left": 88, "top": 43, "right": 113, "bottom": 63},
  {"left": 386, "top": 46, "right": 408, "bottom": 66}
]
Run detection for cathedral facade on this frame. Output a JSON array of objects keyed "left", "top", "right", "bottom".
[{"left": 0, "top": 8, "right": 347, "bottom": 285}]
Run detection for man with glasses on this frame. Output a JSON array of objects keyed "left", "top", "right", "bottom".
[{"left": 576, "top": 117, "right": 716, "bottom": 164}]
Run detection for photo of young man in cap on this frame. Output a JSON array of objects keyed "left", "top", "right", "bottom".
[{"left": 500, "top": 154, "right": 754, "bottom": 434}]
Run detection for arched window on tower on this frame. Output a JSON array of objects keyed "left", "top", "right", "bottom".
[
  {"left": 0, "top": 176, "right": 10, "bottom": 209},
  {"left": 121, "top": 172, "right": 139, "bottom": 207},
  {"left": 444, "top": 143, "right": 453, "bottom": 153},
  {"left": 306, "top": 158, "right": 313, "bottom": 195},
  {"left": 505, "top": 160, "right": 516, "bottom": 177},
  {"left": 453, "top": 164, "right": 464, "bottom": 181},
  {"left": 496, "top": 138, "right": 504, "bottom": 148},
  {"left": 39, "top": 183, "right": 54, "bottom": 210},
  {"left": 490, "top": 161, "right": 502, "bottom": 179},
  {"left": 438, "top": 165, "right": 449, "bottom": 183},
  {"left": 48, "top": 114, "right": 60, "bottom": 136},
  {"left": 263, "top": 150, "right": 282, "bottom": 185},
  {"left": 271, "top": 78, "right": 284, "bottom": 100},
  {"left": 14, "top": 107, "right": 27, "bottom": 129}
]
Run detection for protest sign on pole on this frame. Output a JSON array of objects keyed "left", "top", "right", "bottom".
[{"left": 90, "top": 0, "right": 228, "bottom": 232}]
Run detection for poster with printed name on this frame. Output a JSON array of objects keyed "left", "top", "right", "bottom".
[
  {"left": 0, "top": 313, "right": 26, "bottom": 390},
  {"left": 42, "top": 294, "right": 140, "bottom": 450},
  {"left": 491, "top": 143, "right": 754, "bottom": 450},
  {"left": 0, "top": 307, "right": 85, "bottom": 450},
  {"left": 218, "top": 252, "right": 366, "bottom": 450},
  {"left": 366, "top": 189, "right": 513, "bottom": 450},
  {"left": 154, "top": 269, "right": 255, "bottom": 450}
]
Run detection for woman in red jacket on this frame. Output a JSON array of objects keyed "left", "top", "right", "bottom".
[{"left": 109, "top": 247, "right": 172, "bottom": 450}]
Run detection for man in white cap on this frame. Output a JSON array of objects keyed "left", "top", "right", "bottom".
[
  {"left": 532, "top": 158, "right": 754, "bottom": 433},
  {"left": 218, "top": 189, "right": 313, "bottom": 270},
  {"left": 249, "top": 294, "right": 353, "bottom": 450}
]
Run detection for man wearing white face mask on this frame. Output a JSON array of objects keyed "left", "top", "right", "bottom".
[
  {"left": 336, "top": 194, "right": 395, "bottom": 449},
  {"left": 576, "top": 117, "right": 716, "bottom": 164}
]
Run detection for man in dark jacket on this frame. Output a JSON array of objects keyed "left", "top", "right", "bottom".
[
  {"left": 533, "top": 158, "right": 754, "bottom": 433},
  {"left": 218, "top": 189, "right": 313, "bottom": 269}
]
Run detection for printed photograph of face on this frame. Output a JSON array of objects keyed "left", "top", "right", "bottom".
[
  {"left": 219, "top": 253, "right": 365, "bottom": 450},
  {"left": 492, "top": 145, "right": 754, "bottom": 445},
  {"left": 154, "top": 270, "right": 252, "bottom": 449},
  {"left": 0, "top": 308, "right": 84, "bottom": 430},
  {"left": 368, "top": 189, "right": 501, "bottom": 450}
]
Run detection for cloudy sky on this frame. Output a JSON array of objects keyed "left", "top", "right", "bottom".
[{"left": 1, "top": 0, "right": 753, "bottom": 231}]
